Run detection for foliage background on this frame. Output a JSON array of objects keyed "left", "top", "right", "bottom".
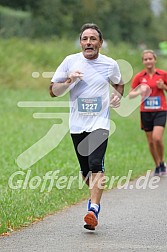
[
  {"left": 0, "top": 0, "right": 167, "bottom": 47},
  {"left": 0, "top": 0, "right": 167, "bottom": 235}
]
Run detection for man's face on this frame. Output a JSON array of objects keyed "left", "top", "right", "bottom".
[
  {"left": 142, "top": 53, "right": 156, "bottom": 69},
  {"left": 80, "top": 28, "right": 103, "bottom": 60}
]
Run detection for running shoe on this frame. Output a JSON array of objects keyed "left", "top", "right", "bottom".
[
  {"left": 87, "top": 199, "right": 91, "bottom": 211},
  {"left": 84, "top": 223, "right": 95, "bottom": 231},
  {"left": 84, "top": 200, "right": 100, "bottom": 230},
  {"left": 160, "top": 162, "right": 167, "bottom": 175},
  {"left": 84, "top": 207, "right": 98, "bottom": 227},
  {"left": 153, "top": 166, "right": 160, "bottom": 176},
  {"left": 87, "top": 199, "right": 101, "bottom": 212}
]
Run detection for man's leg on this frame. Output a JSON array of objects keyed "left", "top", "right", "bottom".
[
  {"left": 71, "top": 132, "right": 90, "bottom": 180},
  {"left": 84, "top": 129, "right": 108, "bottom": 228},
  {"left": 89, "top": 172, "right": 105, "bottom": 205}
]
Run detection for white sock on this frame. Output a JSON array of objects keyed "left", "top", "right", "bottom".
[{"left": 90, "top": 203, "right": 99, "bottom": 212}]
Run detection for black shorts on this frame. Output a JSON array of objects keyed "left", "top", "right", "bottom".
[
  {"left": 71, "top": 129, "right": 109, "bottom": 177},
  {"left": 141, "top": 111, "right": 167, "bottom": 132}
]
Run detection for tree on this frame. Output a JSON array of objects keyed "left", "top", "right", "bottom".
[
  {"left": 0, "top": 0, "right": 166, "bottom": 47},
  {"left": 31, "top": 0, "right": 74, "bottom": 37},
  {"left": 0, "top": 0, "right": 37, "bottom": 10}
]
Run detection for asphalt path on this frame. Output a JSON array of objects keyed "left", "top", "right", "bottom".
[{"left": 0, "top": 174, "right": 167, "bottom": 252}]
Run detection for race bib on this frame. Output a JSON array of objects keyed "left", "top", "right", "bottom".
[
  {"left": 144, "top": 96, "right": 161, "bottom": 109},
  {"left": 77, "top": 97, "right": 102, "bottom": 115}
]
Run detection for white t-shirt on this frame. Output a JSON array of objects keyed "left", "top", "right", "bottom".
[{"left": 51, "top": 52, "right": 122, "bottom": 133}]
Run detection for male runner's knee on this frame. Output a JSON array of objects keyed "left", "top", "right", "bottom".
[
  {"left": 89, "top": 159, "right": 103, "bottom": 173},
  {"left": 81, "top": 169, "right": 91, "bottom": 179}
]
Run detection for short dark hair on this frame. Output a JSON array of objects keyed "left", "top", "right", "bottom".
[{"left": 80, "top": 23, "right": 103, "bottom": 41}]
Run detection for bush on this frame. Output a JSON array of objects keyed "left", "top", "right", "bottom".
[{"left": 0, "top": 5, "right": 32, "bottom": 38}]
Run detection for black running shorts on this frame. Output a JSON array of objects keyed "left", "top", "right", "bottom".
[
  {"left": 141, "top": 111, "right": 167, "bottom": 132},
  {"left": 71, "top": 129, "right": 109, "bottom": 177}
]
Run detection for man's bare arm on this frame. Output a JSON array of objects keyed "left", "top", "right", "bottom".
[
  {"left": 110, "top": 80, "right": 124, "bottom": 108},
  {"left": 49, "top": 71, "right": 83, "bottom": 97}
]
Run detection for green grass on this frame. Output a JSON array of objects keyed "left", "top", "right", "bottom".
[
  {"left": 0, "top": 38, "right": 167, "bottom": 235},
  {"left": 1, "top": 86, "right": 166, "bottom": 235}
]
